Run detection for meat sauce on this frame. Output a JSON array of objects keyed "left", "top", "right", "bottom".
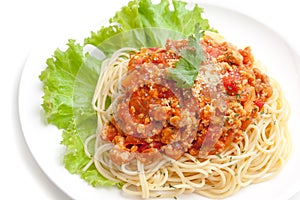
[
  {"left": 100, "top": 34, "right": 273, "bottom": 164},
  {"left": 188, "top": 34, "right": 273, "bottom": 156},
  {"left": 101, "top": 48, "right": 199, "bottom": 164}
]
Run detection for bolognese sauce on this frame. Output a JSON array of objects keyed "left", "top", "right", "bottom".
[
  {"left": 100, "top": 33, "right": 273, "bottom": 164},
  {"left": 188, "top": 33, "right": 273, "bottom": 156},
  {"left": 101, "top": 48, "right": 200, "bottom": 164}
]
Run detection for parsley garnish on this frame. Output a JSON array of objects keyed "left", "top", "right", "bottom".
[
  {"left": 168, "top": 23, "right": 205, "bottom": 88},
  {"left": 216, "top": 153, "right": 222, "bottom": 159}
]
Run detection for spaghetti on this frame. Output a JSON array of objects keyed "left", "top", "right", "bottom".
[{"left": 85, "top": 32, "right": 291, "bottom": 199}]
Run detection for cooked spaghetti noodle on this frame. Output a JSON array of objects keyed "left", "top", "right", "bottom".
[{"left": 85, "top": 33, "right": 291, "bottom": 199}]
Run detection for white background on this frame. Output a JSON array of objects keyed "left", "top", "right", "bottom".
[{"left": 1, "top": 0, "right": 299, "bottom": 199}]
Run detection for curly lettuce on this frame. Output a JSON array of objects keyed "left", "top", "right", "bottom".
[{"left": 39, "top": 0, "right": 214, "bottom": 187}]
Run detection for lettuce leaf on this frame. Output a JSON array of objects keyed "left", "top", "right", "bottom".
[
  {"left": 40, "top": 40, "right": 84, "bottom": 129},
  {"left": 61, "top": 121, "right": 117, "bottom": 187},
  {"left": 84, "top": 0, "right": 211, "bottom": 46},
  {"left": 40, "top": 0, "right": 214, "bottom": 188},
  {"left": 111, "top": 0, "right": 210, "bottom": 34}
]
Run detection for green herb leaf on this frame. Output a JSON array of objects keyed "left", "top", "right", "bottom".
[
  {"left": 215, "top": 153, "right": 222, "bottom": 159},
  {"left": 168, "top": 23, "right": 205, "bottom": 88}
]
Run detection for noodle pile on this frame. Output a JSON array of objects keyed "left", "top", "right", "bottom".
[{"left": 85, "top": 35, "right": 291, "bottom": 199}]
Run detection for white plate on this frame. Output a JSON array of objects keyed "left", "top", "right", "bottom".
[{"left": 18, "top": 2, "right": 300, "bottom": 200}]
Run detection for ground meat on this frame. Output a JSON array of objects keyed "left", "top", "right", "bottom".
[
  {"left": 189, "top": 33, "right": 273, "bottom": 156},
  {"left": 100, "top": 33, "right": 273, "bottom": 163},
  {"left": 101, "top": 48, "right": 199, "bottom": 164}
]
